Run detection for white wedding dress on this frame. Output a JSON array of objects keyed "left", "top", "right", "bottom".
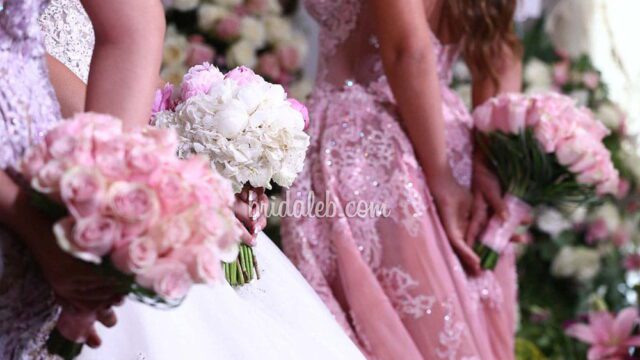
[{"left": 39, "top": 2, "right": 364, "bottom": 359}]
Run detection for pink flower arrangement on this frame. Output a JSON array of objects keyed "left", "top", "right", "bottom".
[
  {"left": 565, "top": 308, "right": 640, "bottom": 360},
  {"left": 472, "top": 93, "right": 619, "bottom": 269},
  {"left": 21, "top": 112, "right": 241, "bottom": 301}
]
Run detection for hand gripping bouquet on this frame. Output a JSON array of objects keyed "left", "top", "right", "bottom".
[
  {"left": 472, "top": 93, "right": 619, "bottom": 270},
  {"left": 152, "top": 63, "right": 310, "bottom": 285},
  {"left": 20, "top": 113, "right": 241, "bottom": 359}
]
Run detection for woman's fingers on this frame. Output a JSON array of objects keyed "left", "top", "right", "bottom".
[
  {"left": 97, "top": 308, "right": 117, "bottom": 328},
  {"left": 86, "top": 326, "right": 102, "bottom": 349},
  {"left": 465, "top": 193, "right": 488, "bottom": 246},
  {"left": 450, "top": 233, "right": 481, "bottom": 276}
]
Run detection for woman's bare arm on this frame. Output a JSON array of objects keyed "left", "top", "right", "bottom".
[
  {"left": 471, "top": 45, "right": 522, "bottom": 107},
  {"left": 370, "top": 0, "right": 480, "bottom": 273},
  {"left": 46, "top": 55, "right": 87, "bottom": 118},
  {"left": 80, "top": 0, "right": 166, "bottom": 129}
]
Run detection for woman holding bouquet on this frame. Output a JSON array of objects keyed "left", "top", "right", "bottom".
[
  {"left": 282, "top": 0, "right": 523, "bottom": 358},
  {"left": 36, "top": 1, "right": 365, "bottom": 359}
]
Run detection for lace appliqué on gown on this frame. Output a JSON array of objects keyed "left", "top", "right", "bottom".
[
  {"left": 39, "top": 0, "right": 94, "bottom": 83},
  {"left": 377, "top": 267, "right": 435, "bottom": 320}
]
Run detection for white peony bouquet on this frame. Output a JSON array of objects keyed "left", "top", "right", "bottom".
[{"left": 151, "top": 63, "right": 310, "bottom": 285}]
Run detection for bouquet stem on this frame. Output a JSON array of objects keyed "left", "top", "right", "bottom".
[
  {"left": 224, "top": 244, "right": 258, "bottom": 286},
  {"left": 46, "top": 329, "right": 84, "bottom": 360},
  {"left": 475, "top": 194, "right": 532, "bottom": 270}
]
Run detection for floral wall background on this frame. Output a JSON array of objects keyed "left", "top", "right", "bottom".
[{"left": 160, "top": 1, "right": 640, "bottom": 358}]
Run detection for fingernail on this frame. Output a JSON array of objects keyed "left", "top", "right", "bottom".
[
  {"left": 251, "top": 212, "right": 259, "bottom": 221},
  {"left": 248, "top": 191, "right": 256, "bottom": 202},
  {"left": 253, "top": 227, "right": 260, "bottom": 235}
]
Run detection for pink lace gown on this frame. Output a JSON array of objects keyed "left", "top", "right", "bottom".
[{"left": 281, "top": 1, "right": 518, "bottom": 359}]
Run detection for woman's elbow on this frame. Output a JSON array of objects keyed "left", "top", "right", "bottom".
[{"left": 383, "top": 38, "right": 430, "bottom": 68}]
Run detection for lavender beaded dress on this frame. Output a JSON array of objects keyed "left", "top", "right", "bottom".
[{"left": 0, "top": 0, "right": 61, "bottom": 358}]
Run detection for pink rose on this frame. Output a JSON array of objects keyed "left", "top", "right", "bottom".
[
  {"left": 257, "top": 53, "right": 282, "bottom": 81},
  {"left": 32, "top": 160, "right": 66, "bottom": 194},
  {"left": 534, "top": 118, "right": 561, "bottom": 153},
  {"left": 137, "top": 261, "right": 192, "bottom": 301},
  {"left": 94, "top": 138, "right": 128, "bottom": 179},
  {"left": 624, "top": 254, "right": 640, "bottom": 271},
  {"left": 585, "top": 218, "right": 609, "bottom": 244},
  {"left": 152, "top": 83, "right": 176, "bottom": 114},
  {"left": 153, "top": 215, "right": 192, "bottom": 254},
  {"left": 555, "top": 136, "right": 586, "bottom": 168},
  {"left": 60, "top": 167, "right": 106, "bottom": 218},
  {"left": 596, "top": 170, "right": 620, "bottom": 196},
  {"left": 246, "top": 0, "right": 268, "bottom": 14},
  {"left": 553, "top": 61, "right": 570, "bottom": 86},
  {"left": 142, "top": 127, "right": 179, "bottom": 158},
  {"left": 186, "top": 40, "right": 216, "bottom": 68},
  {"left": 183, "top": 246, "right": 222, "bottom": 284},
  {"left": 195, "top": 207, "right": 240, "bottom": 262},
  {"left": 507, "top": 101, "right": 529, "bottom": 133},
  {"left": 582, "top": 72, "right": 600, "bottom": 90},
  {"left": 111, "top": 236, "right": 158, "bottom": 274},
  {"left": 215, "top": 14, "right": 242, "bottom": 40},
  {"left": 617, "top": 179, "right": 631, "bottom": 199},
  {"left": 181, "top": 63, "right": 224, "bottom": 100},
  {"left": 54, "top": 216, "right": 120, "bottom": 264},
  {"left": 20, "top": 144, "right": 47, "bottom": 180},
  {"left": 276, "top": 46, "right": 302, "bottom": 72},
  {"left": 150, "top": 169, "right": 194, "bottom": 215},
  {"left": 106, "top": 182, "right": 160, "bottom": 238},
  {"left": 612, "top": 228, "right": 631, "bottom": 247},
  {"left": 224, "top": 66, "right": 262, "bottom": 86},
  {"left": 287, "top": 98, "right": 310, "bottom": 130},
  {"left": 125, "top": 134, "right": 162, "bottom": 179},
  {"left": 473, "top": 103, "right": 495, "bottom": 133}
]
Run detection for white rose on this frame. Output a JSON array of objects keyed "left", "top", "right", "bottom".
[
  {"left": 545, "top": 0, "right": 592, "bottom": 58},
  {"left": 264, "top": 16, "right": 293, "bottom": 45},
  {"left": 197, "top": 4, "right": 229, "bottom": 32},
  {"left": 161, "top": 64, "right": 188, "bottom": 86},
  {"left": 591, "top": 203, "right": 621, "bottom": 233},
  {"left": 240, "top": 17, "right": 266, "bottom": 48},
  {"left": 288, "top": 79, "right": 313, "bottom": 102},
  {"left": 172, "top": 0, "right": 200, "bottom": 12},
  {"left": 536, "top": 208, "right": 572, "bottom": 237},
  {"left": 226, "top": 40, "right": 258, "bottom": 68},
  {"left": 212, "top": 99, "right": 250, "bottom": 138},
  {"left": 524, "top": 58, "right": 552, "bottom": 90},
  {"left": 570, "top": 90, "right": 589, "bottom": 106},
  {"left": 455, "top": 84, "right": 472, "bottom": 110},
  {"left": 265, "top": 0, "right": 282, "bottom": 14},
  {"left": 596, "top": 103, "right": 623, "bottom": 130},
  {"left": 163, "top": 27, "right": 189, "bottom": 66},
  {"left": 551, "top": 246, "right": 601, "bottom": 282}
]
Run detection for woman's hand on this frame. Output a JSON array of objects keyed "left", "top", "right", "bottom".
[
  {"left": 431, "top": 175, "right": 481, "bottom": 275},
  {"left": 465, "top": 156, "right": 508, "bottom": 246},
  {"left": 234, "top": 186, "right": 269, "bottom": 246},
  {"left": 56, "top": 298, "right": 120, "bottom": 348}
]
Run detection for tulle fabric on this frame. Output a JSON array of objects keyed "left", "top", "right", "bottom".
[
  {"left": 78, "top": 233, "right": 365, "bottom": 360},
  {"left": 281, "top": 1, "right": 518, "bottom": 359}
]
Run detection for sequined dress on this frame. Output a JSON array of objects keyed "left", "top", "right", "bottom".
[
  {"left": 281, "top": 1, "right": 518, "bottom": 359},
  {"left": 0, "top": 0, "right": 61, "bottom": 358}
]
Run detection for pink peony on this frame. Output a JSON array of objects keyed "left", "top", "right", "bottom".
[
  {"left": 245, "top": 0, "right": 268, "bottom": 14},
  {"left": 583, "top": 72, "right": 601, "bottom": 90},
  {"left": 138, "top": 261, "right": 192, "bottom": 301},
  {"left": 225, "top": 66, "right": 262, "bottom": 86},
  {"left": 276, "top": 45, "right": 302, "bottom": 72},
  {"left": 257, "top": 53, "right": 282, "bottom": 81},
  {"left": 565, "top": 308, "right": 640, "bottom": 360},
  {"left": 59, "top": 167, "right": 105, "bottom": 218},
  {"left": 186, "top": 38, "right": 216, "bottom": 68},
  {"left": 111, "top": 236, "right": 158, "bottom": 274},
  {"left": 287, "top": 98, "right": 310, "bottom": 130},
  {"left": 180, "top": 63, "right": 224, "bottom": 100},
  {"left": 152, "top": 83, "right": 176, "bottom": 114},
  {"left": 215, "top": 14, "right": 242, "bottom": 40},
  {"left": 617, "top": 179, "right": 631, "bottom": 199}
]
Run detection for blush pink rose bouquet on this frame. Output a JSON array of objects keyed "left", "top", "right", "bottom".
[
  {"left": 152, "top": 63, "right": 310, "bottom": 286},
  {"left": 472, "top": 93, "right": 619, "bottom": 269},
  {"left": 20, "top": 113, "right": 241, "bottom": 358}
]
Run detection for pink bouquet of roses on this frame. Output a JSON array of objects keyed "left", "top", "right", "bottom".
[
  {"left": 152, "top": 63, "right": 310, "bottom": 286},
  {"left": 472, "top": 93, "right": 619, "bottom": 269},
  {"left": 20, "top": 113, "right": 241, "bottom": 357}
]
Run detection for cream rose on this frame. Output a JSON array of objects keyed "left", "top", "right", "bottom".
[{"left": 226, "top": 40, "right": 258, "bottom": 68}]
